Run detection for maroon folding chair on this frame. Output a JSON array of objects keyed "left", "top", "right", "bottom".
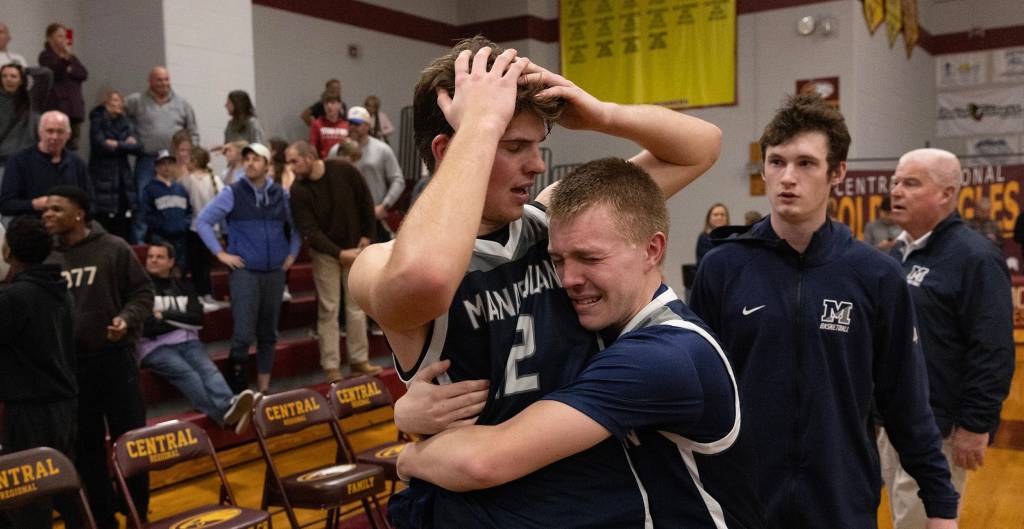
[
  {"left": 328, "top": 375, "right": 410, "bottom": 491},
  {"left": 111, "top": 420, "right": 271, "bottom": 529},
  {"left": 251, "top": 388, "right": 390, "bottom": 529},
  {"left": 0, "top": 446, "right": 96, "bottom": 528}
]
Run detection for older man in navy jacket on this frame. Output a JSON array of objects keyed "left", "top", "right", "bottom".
[{"left": 880, "top": 148, "right": 1015, "bottom": 528}]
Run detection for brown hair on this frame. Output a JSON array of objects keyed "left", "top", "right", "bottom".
[
  {"left": 413, "top": 35, "right": 565, "bottom": 172},
  {"left": 549, "top": 158, "right": 668, "bottom": 245},
  {"left": 45, "top": 23, "right": 65, "bottom": 38},
  {"left": 759, "top": 94, "right": 850, "bottom": 175},
  {"left": 703, "top": 203, "right": 729, "bottom": 233},
  {"left": 171, "top": 129, "right": 193, "bottom": 150}
]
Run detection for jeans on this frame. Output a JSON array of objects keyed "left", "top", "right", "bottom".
[
  {"left": 186, "top": 230, "right": 213, "bottom": 296},
  {"left": 229, "top": 268, "right": 286, "bottom": 376},
  {"left": 132, "top": 153, "right": 156, "bottom": 243},
  {"left": 141, "top": 340, "right": 234, "bottom": 425}
]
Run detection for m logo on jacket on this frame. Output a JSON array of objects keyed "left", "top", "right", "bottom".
[
  {"left": 820, "top": 299, "right": 853, "bottom": 332},
  {"left": 906, "top": 265, "right": 930, "bottom": 287}
]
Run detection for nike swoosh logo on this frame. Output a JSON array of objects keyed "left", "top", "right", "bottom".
[{"left": 742, "top": 305, "right": 766, "bottom": 316}]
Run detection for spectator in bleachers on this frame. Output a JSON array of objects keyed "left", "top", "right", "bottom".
[
  {"left": 223, "top": 89, "right": 264, "bottom": 145},
  {"left": 141, "top": 149, "right": 190, "bottom": 269},
  {"left": 88, "top": 89, "right": 141, "bottom": 242},
  {"left": 125, "top": 66, "right": 199, "bottom": 242},
  {"left": 269, "top": 137, "right": 294, "bottom": 191},
  {"left": 0, "top": 110, "right": 92, "bottom": 221},
  {"left": 744, "top": 210, "right": 762, "bottom": 225},
  {"left": 43, "top": 185, "right": 154, "bottom": 529},
  {"left": 38, "top": 23, "right": 87, "bottom": 151},
  {"left": 309, "top": 93, "right": 348, "bottom": 159},
  {"left": 301, "top": 78, "right": 347, "bottom": 127},
  {"left": 364, "top": 95, "right": 393, "bottom": 144},
  {"left": 287, "top": 140, "right": 379, "bottom": 382},
  {"left": 138, "top": 242, "right": 256, "bottom": 432},
  {"left": 219, "top": 139, "right": 247, "bottom": 186},
  {"left": 1, "top": 63, "right": 38, "bottom": 195},
  {"left": 181, "top": 146, "right": 222, "bottom": 308},
  {"left": 966, "top": 197, "right": 1003, "bottom": 248},
  {"left": 172, "top": 128, "right": 193, "bottom": 174},
  {"left": 696, "top": 202, "right": 728, "bottom": 265},
  {"left": 196, "top": 143, "right": 299, "bottom": 393},
  {"left": 339, "top": 106, "right": 403, "bottom": 242},
  {"left": 0, "top": 22, "right": 27, "bottom": 67},
  {"left": 0, "top": 215, "right": 77, "bottom": 529},
  {"left": 862, "top": 196, "right": 902, "bottom": 251}
]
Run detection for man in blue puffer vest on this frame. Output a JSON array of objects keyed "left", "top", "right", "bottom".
[
  {"left": 690, "top": 95, "right": 959, "bottom": 529},
  {"left": 196, "top": 142, "right": 299, "bottom": 395}
]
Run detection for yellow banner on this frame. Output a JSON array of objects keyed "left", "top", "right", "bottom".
[
  {"left": 901, "top": 0, "right": 919, "bottom": 57},
  {"left": 885, "top": 0, "right": 902, "bottom": 48},
  {"left": 863, "top": 0, "right": 884, "bottom": 34},
  {"left": 560, "top": 0, "right": 736, "bottom": 108}
]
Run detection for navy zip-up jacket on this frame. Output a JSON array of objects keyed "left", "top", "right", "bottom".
[
  {"left": 690, "top": 218, "right": 958, "bottom": 529},
  {"left": 0, "top": 145, "right": 93, "bottom": 217},
  {"left": 195, "top": 175, "right": 300, "bottom": 271},
  {"left": 891, "top": 213, "right": 1014, "bottom": 437}
]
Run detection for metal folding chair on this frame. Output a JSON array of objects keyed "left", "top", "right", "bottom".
[{"left": 0, "top": 446, "right": 96, "bottom": 529}]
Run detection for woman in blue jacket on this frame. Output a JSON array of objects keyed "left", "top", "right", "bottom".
[{"left": 88, "top": 90, "right": 142, "bottom": 241}]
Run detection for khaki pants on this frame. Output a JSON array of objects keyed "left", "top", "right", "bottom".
[
  {"left": 311, "top": 250, "right": 369, "bottom": 369},
  {"left": 877, "top": 427, "right": 967, "bottom": 528}
]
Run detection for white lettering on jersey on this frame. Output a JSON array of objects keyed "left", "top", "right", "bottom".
[
  {"left": 463, "top": 261, "right": 561, "bottom": 330},
  {"left": 154, "top": 295, "right": 190, "bottom": 312},
  {"left": 61, "top": 266, "right": 98, "bottom": 288},
  {"left": 154, "top": 195, "right": 188, "bottom": 211},
  {"left": 819, "top": 299, "right": 853, "bottom": 333}
]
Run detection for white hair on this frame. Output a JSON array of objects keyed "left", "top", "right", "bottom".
[
  {"left": 897, "top": 148, "right": 961, "bottom": 192},
  {"left": 38, "top": 110, "right": 71, "bottom": 133}
]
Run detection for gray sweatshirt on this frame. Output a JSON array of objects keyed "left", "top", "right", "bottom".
[{"left": 124, "top": 90, "right": 199, "bottom": 154}]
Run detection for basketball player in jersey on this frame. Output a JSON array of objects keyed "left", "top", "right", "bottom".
[
  {"left": 351, "top": 37, "right": 721, "bottom": 527},
  {"left": 396, "top": 158, "right": 766, "bottom": 528}
]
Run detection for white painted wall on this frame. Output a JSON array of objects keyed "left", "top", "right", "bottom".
[
  {"left": 0, "top": 0, "right": 82, "bottom": 66},
  {"left": 162, "top": 0, "right": 255, "bottom": 149},
  {"left": 918, "top": 0, "right": 1024, "bottom": 35},
  {"left": 358, "top": 0, "right": 457, "bottom": 24}
]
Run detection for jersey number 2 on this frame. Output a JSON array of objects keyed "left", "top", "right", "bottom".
[{"left": 504, "top": 314, "right": 539, "bottom": 395}]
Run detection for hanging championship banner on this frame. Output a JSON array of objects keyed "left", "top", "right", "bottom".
[
  {"left": 936, "top": 52, "right": 988, "bottom": 88},
  {"left": 937, "top": 86, "right": 1024, "bottom": 137},
  {"left": 901, "top": 0, "right": 918, "bottom": 57},
  {"left": 966, "top": 136, "right": 1020, "bottom": 167},
  {"left": 863, "top": 0, "right": 884, "bottom": 34},
  {"left": 994, "top": 47, "right": 1024, "bottom": 82},
  {"left": 560, "top": 0, "right": 736, "bottom": 108},
  {"left": 885, "top": 0, "right": 902, "bottom": 48}
]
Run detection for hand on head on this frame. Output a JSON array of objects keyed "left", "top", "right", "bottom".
[{"left": 435, "top": 47, "right": 530, "bottom": 134}]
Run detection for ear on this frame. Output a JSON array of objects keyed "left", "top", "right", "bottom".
[
  {"left": 829, "top": 161, "right": 847, "bottom": 186},
  {"left": 644, "top": 232, "right": 667, "bottom": 270},
  {"left": 430, "top": 134, "right": 452, "bottom": 166}
]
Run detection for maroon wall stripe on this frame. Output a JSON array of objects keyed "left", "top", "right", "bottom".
[{"left": 255, "top": 0, "right": 1023, "bottom": 55}]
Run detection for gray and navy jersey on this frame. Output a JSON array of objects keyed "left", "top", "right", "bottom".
[
  {"left": 547, "top": 285, "right": 765, "bottom": 528},
  {"left": 400, "top": 203, "right": 650, "bottom": 528}
]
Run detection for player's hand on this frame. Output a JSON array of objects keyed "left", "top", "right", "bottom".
[
  {"left": 107, "top": 317, "right": 128, "bottom": 342},
  {"left": 393, "top": 359, "right": 489, "bottom": 435},
  {"left": 951, "top": 427, "right": 988, "bottom": 470},
  {"left": 925, "top": 517, "right": 958, "bottom": 529},
  {"left": 217, "top": 251, "right": 245, "bottom": 270},
  {"left": 519, "top": 62, "right": 613, "bottom": 132},
  {"left": 436, "top": 47, "right": 530, "bottom": 134}
]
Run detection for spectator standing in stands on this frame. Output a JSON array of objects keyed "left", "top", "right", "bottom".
[
  {"left": 219, "top": 139, "right": 247, "bottom": 186},
  {"left": 269, "top": 137, "right": 295, "bottom": 191},
  {"left": 88, "top": 89, "right": 141, "bottom": 242},
  {"left": 125, "top": 66, "right": 199, "bottom": 241},
  {"left": 287, "top": 140, "right": 379, "bottom": 382},
  {"left": 340, "top": 106, "right": 403, "bottom": 242},
  {"left": 881, "top": 148, "right": 1015, "bottom": 529},
  {"left": 1, "top": 63, "right": 37, "bottom": 192},
  {"left": 689, "top": 95, "right": 960, "bottom": 529},
  {"left": 181, "top": 146, "right": 222, "bottom": 308},
  {"left": 223, "top": 89, "right": 264, "bottom": 145},
  {"left": 0, "top": 22, "right": 27, "bottom": 67},
  {"left": 0, "top": 215, "right": 77, "bottom": 529},
  {"left": 863, "top": 196, "right": 902, "bottom": 251},
  {"left": 0, "top": 111, "right": 91, "bottom": 221},
  {"left": 966, "top": 196, "right": 1003, "bottom": 248},
  {"left": 43, "top": 185, "right": 153, "bottom": 529},
  {"left": 38, "top": 23, "right": 87, "bottom": 150},
  {"left": 695, "top": 202, "right": 728, "bottom": 265},
  {"left": 141, "top": 149, "right": 191, "bottom": 268},
  {"left": 138, "top": 242, "right": 256, "bottom": 432},
  {"left": 309, "top": 93, "right": 348, "bottom": 159},
  {"left": 196, "top": 143, "right": 299, "bottom": 393},
  {"left": 301, "top": 78, "right": 347, "bottom": 127},
  {"left": 744, "top": 210, "right": 762, "bottom": 225},
  {"left": 364, "top": 95, "right": 394, "bottom": 144}
]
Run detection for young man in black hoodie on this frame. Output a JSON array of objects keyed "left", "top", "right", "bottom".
[
  {"left": 138, "top": 242, "right": 255, "bottom": 433},
  {"left": 43, "top": 185, "right": 154, "bottom": 529},
  {"left": 0, "top": 215, "right": 77, "bottom": 529}
]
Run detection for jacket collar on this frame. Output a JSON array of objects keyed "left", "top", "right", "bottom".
[{"left": 714, "top": 216, "right": 852, "bottom": 267}]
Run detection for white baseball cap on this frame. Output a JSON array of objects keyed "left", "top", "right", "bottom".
[
  {"left": 242, "top": 143, "right": 272, "bottom": 161},
  {"left": 347, "top": 106, "right": 371, "bottom": 125}
]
